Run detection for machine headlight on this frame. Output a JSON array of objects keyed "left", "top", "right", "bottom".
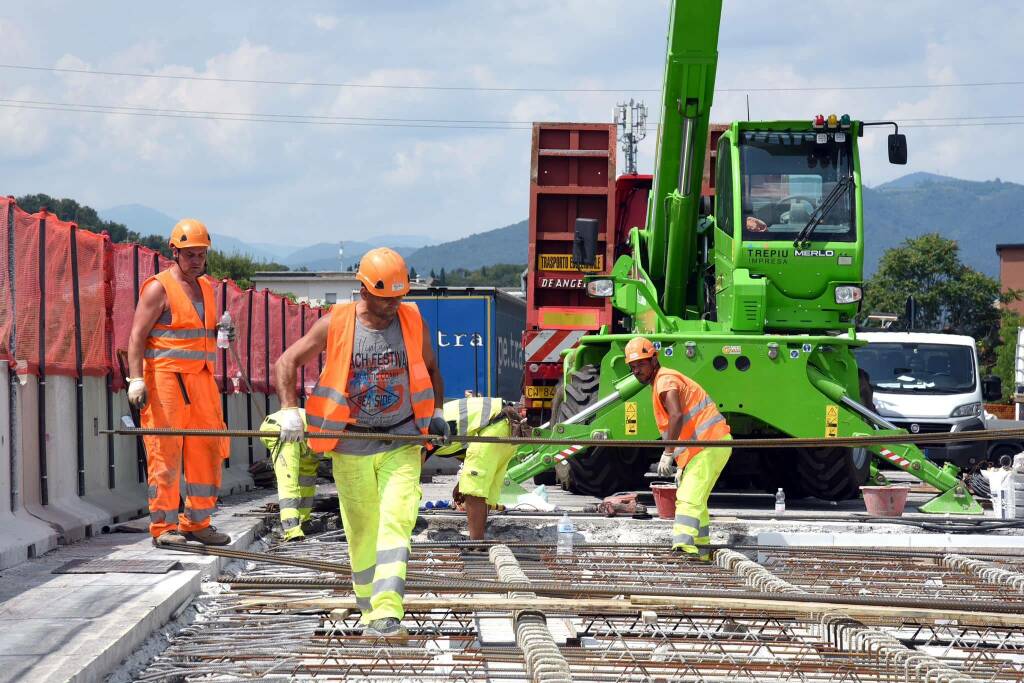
[
  {"left": 586, "top": 279, "right": 614, "bottom": 297},
  {"left": 950, "top": 402, "right": 981, "bottom": 418},
  {"left": 835, "top": 286, "right": 863, "bottom": 304}
]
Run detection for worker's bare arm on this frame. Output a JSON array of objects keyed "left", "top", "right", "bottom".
[
  {"left": 274, "top": 312, "right": 331, "bottom": 408},
  {"left": 421, "top": 317, "right": 444, "bottom": 408},
  {"left": 127, "top": 280, "right": 166, "bottom": 379}
]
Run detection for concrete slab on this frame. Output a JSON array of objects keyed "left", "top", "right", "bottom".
[{"left": 0, "top": 487, "right": 274, "bottom": 683}]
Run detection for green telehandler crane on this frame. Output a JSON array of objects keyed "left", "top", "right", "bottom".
[{"left": 505, "top": 0, "right": 982, "bottom": 514}]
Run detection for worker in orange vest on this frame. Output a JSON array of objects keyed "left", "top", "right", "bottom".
[
  {"left": 625, "top": 336, "right": 732, "bottom": 560},
  {"left": 273, "top": 247, "right": 446, "bottom": 639},
  {"left": 127, "top": 219, "right": 231, "bottom": 547}
]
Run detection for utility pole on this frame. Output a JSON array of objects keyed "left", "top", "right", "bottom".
[
  {"left": 614, "top": 99, "right": 647, "bottom": 175},
  {"left": 338, "top": 242, "right": 345, "bottom": 272}
]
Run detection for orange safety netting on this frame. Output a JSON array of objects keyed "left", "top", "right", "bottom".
[
  {"left": 2, "top": 196, "right": 324, "bottom": 396},
  {"left": 0, "top": 197, "right": 12, "bottom": 361},
  {"left": 13, "top": 206, "right": 41, "bottom": 374}
]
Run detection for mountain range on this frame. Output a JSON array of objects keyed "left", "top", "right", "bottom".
[{"left": 101, "top": 172, "right": 1021, "bottom": 278}]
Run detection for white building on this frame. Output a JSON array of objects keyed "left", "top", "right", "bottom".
[{"left": 251, "top": 270, "right": 429, "bottom": 306}]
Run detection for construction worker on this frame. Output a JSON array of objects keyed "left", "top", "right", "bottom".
[
  {"left": 624, "top": 336, "right": 731, "bottom": 560},
  {"left": 126, "top": 219, "right": 231, "bottom": 547},
  {"left": 259, "top": 408, "right": 321, "bottom": 542},
  {"left": 426, "top": 396, "right": 521, "bottom": 540},
  {"left": 272, "top": 247, "right": 446, "bottom": 639}
]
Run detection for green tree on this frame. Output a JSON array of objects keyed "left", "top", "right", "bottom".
[
  {"left": 16, "top": 193, "right": 171, "bottom": 255},
  {"left": 206, "top": 250, "right": 288, "bottom": 289},
  {"left": 993, "top": 310, "right": 1022, "bottom": 401},
  {"left": 438, "top": 267, "right": 447, "bottom": 286},
  {"left": 862, "top": 234, "right": 1004, "bottom": 349},
  {"left": 443, "top": 263, "right": 526, "bottom": 287}
]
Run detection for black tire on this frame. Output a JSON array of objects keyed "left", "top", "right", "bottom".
[
  {"left": 551, "top": 364, "right": 655, "bottom": 497},
  {"left": 794, "top": 446, "right": 870, "bottom": 501}
]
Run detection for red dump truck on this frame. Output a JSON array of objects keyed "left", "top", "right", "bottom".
[{"left": 521, "top": 121, "right": 724, "bottom": 424}]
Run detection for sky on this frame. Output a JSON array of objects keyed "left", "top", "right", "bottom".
[{"left": 1, "top": 1, "right": 1022, "bottom": 247}]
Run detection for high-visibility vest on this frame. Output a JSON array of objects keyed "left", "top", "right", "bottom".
[
  {"left": 305, "top": 302, "right": 435, "bottom": 453},
  {"left": 433, "top": 397, "right": 505, "bottom": 457},
  {"left": 652, "top": 367, "right": 730, "bottom": 468},
  {"left": 142, "top": 269, "right": 217, "bottom": 374}
]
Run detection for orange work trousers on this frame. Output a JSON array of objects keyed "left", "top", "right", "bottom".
[{"left": 141, "top": 368, "right": 229, "bottom": 537}]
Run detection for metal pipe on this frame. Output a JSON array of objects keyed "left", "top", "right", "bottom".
[
  {"left": 677, "top": 115, "right": 695, "bottom": 197},
  {"left": 70, "top": 223, "right": 85, "bottom": 497},
  {"left": 37, "top": 213, "right": 48, "bottom": 505}
]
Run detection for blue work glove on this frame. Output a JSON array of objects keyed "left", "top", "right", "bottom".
[{"left": 428, "top": 409, "right": 450, "bottom": 441}]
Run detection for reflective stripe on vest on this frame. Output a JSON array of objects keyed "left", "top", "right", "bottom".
[
  {"left": 433, "top": 396, "right": 503, "bottom": 456},
  {"left": 143, "top": 270, "right": 217, "bottom": 374},
  {"left": 305, "top": 302, "right": 435, "bottom": 453},
  {"left": 652, "top": 367, "right": 730, "bottom": 468}
]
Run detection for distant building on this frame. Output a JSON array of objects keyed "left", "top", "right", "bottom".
[
  {"left": 251, "top": 270, "right": 429, "bottom": 306},
  {"left": 996, "top": 244, "right": 1024, "bottom": 316}
]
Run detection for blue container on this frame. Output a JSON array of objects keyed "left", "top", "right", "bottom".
[{"left": 407, "top": 287, "right": 525, "bottom": 402}]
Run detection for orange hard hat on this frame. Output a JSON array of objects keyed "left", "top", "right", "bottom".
[
  {"left": 169, "top": 218, "right": 212, "bottom": 249},
  {"left": 356, "top": 247, "right": 410, "bottom": 298},
  {"left": 624, "top": 336, "right": 657, "bottom": 363}
]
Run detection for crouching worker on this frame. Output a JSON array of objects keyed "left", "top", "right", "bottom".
[
  {"left": 425, "top": 397, "right": 520, "bottom": 540},
  {"left": 259, "top": 408, "right": 321, "bottom": 541},
  {"left": 625, "top": 336, "right": 732, "bottom": 561}
]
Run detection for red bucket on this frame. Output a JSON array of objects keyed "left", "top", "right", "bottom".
[
  {"left": 860, "top": 485, "right": 911, "bottom": 517},
  {"left": 650, "top": 483, "right": 677, "bottom": 520}
]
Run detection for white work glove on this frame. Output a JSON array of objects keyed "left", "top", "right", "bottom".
[
  {"left": 127, "top": 379, "right": 148, "bottom": 409},
  {"left": 277, "top": 407, "right": 305, "bottom": 443},
  {"left": 657, "top": 451, "right": 676, "bottom": 478}
]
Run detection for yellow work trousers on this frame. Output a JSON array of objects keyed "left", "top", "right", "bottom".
[
  {"left": 141, "top": 368, "right": 228, "bottom": 537},
  {"left": 458, "top": 420, "right": 515, "bottom": 505},
  {"left": 673, "top": 437, "right": 732, "bottom": 559},
  {"left": 330, "top": 443, "right": 422, "bottom": 623}
]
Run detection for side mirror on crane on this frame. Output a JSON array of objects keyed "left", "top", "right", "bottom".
[
  {"left": 572, "top": 218, "right": 600, "bottom": 268},
  {"left": 888, "top": 133, "right": 908, "bottom": 165}
]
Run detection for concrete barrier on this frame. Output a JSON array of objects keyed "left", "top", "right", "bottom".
[
  {"left": 82, "top": 376, "right": 148, "bottom": 523},
  {"left": 221, "top": 392, "right": 255, "bottom": 495},
  {"left": 0, "top": 364, "right": 59, "bottom": 569},
  {"left": 17, "top": 375, "right": 111, "bottom": 543}
]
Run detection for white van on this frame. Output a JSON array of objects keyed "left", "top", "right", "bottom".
[{"left": 854, "top": 332, "right": 1001, "bottom": 468}]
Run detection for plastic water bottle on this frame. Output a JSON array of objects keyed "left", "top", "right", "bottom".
[
  {"left": 775, "top": 487, "right": 786, "bottom": 515},
  {"left": 556, "top": 512, "right": 574, "bottom": 556},
  {"left": 217, "top": 311, "right": 232, "bottom": 349}
]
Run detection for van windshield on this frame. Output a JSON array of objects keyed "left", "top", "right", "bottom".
[{"left": 853, "top": 343, "right": 976, "bottom": 394}]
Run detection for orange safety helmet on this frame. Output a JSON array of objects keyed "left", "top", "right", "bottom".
[
  {"left": 169, "top": 218, "right": 212, "bottom": 249},
  {"left": 624, "top": 336, "right": 657, "bottom": 363},
  {"left": 356, "top": 247, "right": 410, "bottom": 298}
]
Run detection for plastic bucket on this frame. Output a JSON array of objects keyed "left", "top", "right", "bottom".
[
  {"left": 650, "top": 483, "right": 677, "bottom": 520},
  {"left": 860, "top": 485, "right": 911, "bottom": 517}
]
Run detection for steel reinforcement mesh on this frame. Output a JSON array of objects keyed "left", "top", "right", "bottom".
[{"left": 136, "top": 534, "right": 1024, "bottom": 682}]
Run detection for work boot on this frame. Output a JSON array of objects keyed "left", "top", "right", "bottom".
[
  {"left": 153, "top": 530, "right": 187, "bottom": 547},
  {"left": 363, "top": 617, "right": 409, "bottom": 640},
  {"left": 300, "top": 518, "right": 325, "bottom": 536},
  {"left": 284, "top": 534, "right": 305, "bottom": 543},
  {"left": 671, "top": 547, "right": 712, "bottom": 563},
  {"left": 184, "top": 526, "right": 231, "bottom": 546}
]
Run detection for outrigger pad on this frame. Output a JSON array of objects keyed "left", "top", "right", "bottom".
[{"left": 919, "top": 486, "right": 984, "bottom": 516}]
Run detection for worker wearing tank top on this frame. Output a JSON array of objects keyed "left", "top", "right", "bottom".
[{"left": 271, "top": 248, "right": 447, "bottom": 640}]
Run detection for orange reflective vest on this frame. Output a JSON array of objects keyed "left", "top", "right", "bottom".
[
  {"left": 143, "top": 269, "right": 217, "bottom": 374},
  {"left": 305, "top": 302, "right": 435, "bottom": 453},
  {"left": 652, "top": 367, "right": 730, "bottom": 468}
]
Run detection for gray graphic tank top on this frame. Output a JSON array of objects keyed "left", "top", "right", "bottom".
[{"left": 340, "top": 317, "right": 418, "bottom": 455}]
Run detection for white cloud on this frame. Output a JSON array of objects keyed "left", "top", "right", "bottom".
[{"left": 313, "top": 14, "right": 338, "bottom": 31}]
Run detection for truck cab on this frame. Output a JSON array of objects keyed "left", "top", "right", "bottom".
[{"left": 854, "top": 332, "right": 989, "bottom": 468}]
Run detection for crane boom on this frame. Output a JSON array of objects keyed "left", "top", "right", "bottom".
[{"left": 645, "top": 0, "right": 722, "bottom": 318}]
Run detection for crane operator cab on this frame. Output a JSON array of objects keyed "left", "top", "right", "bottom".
[{"left": 711, "top": 115, "right": 906, "bottom": 334}]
